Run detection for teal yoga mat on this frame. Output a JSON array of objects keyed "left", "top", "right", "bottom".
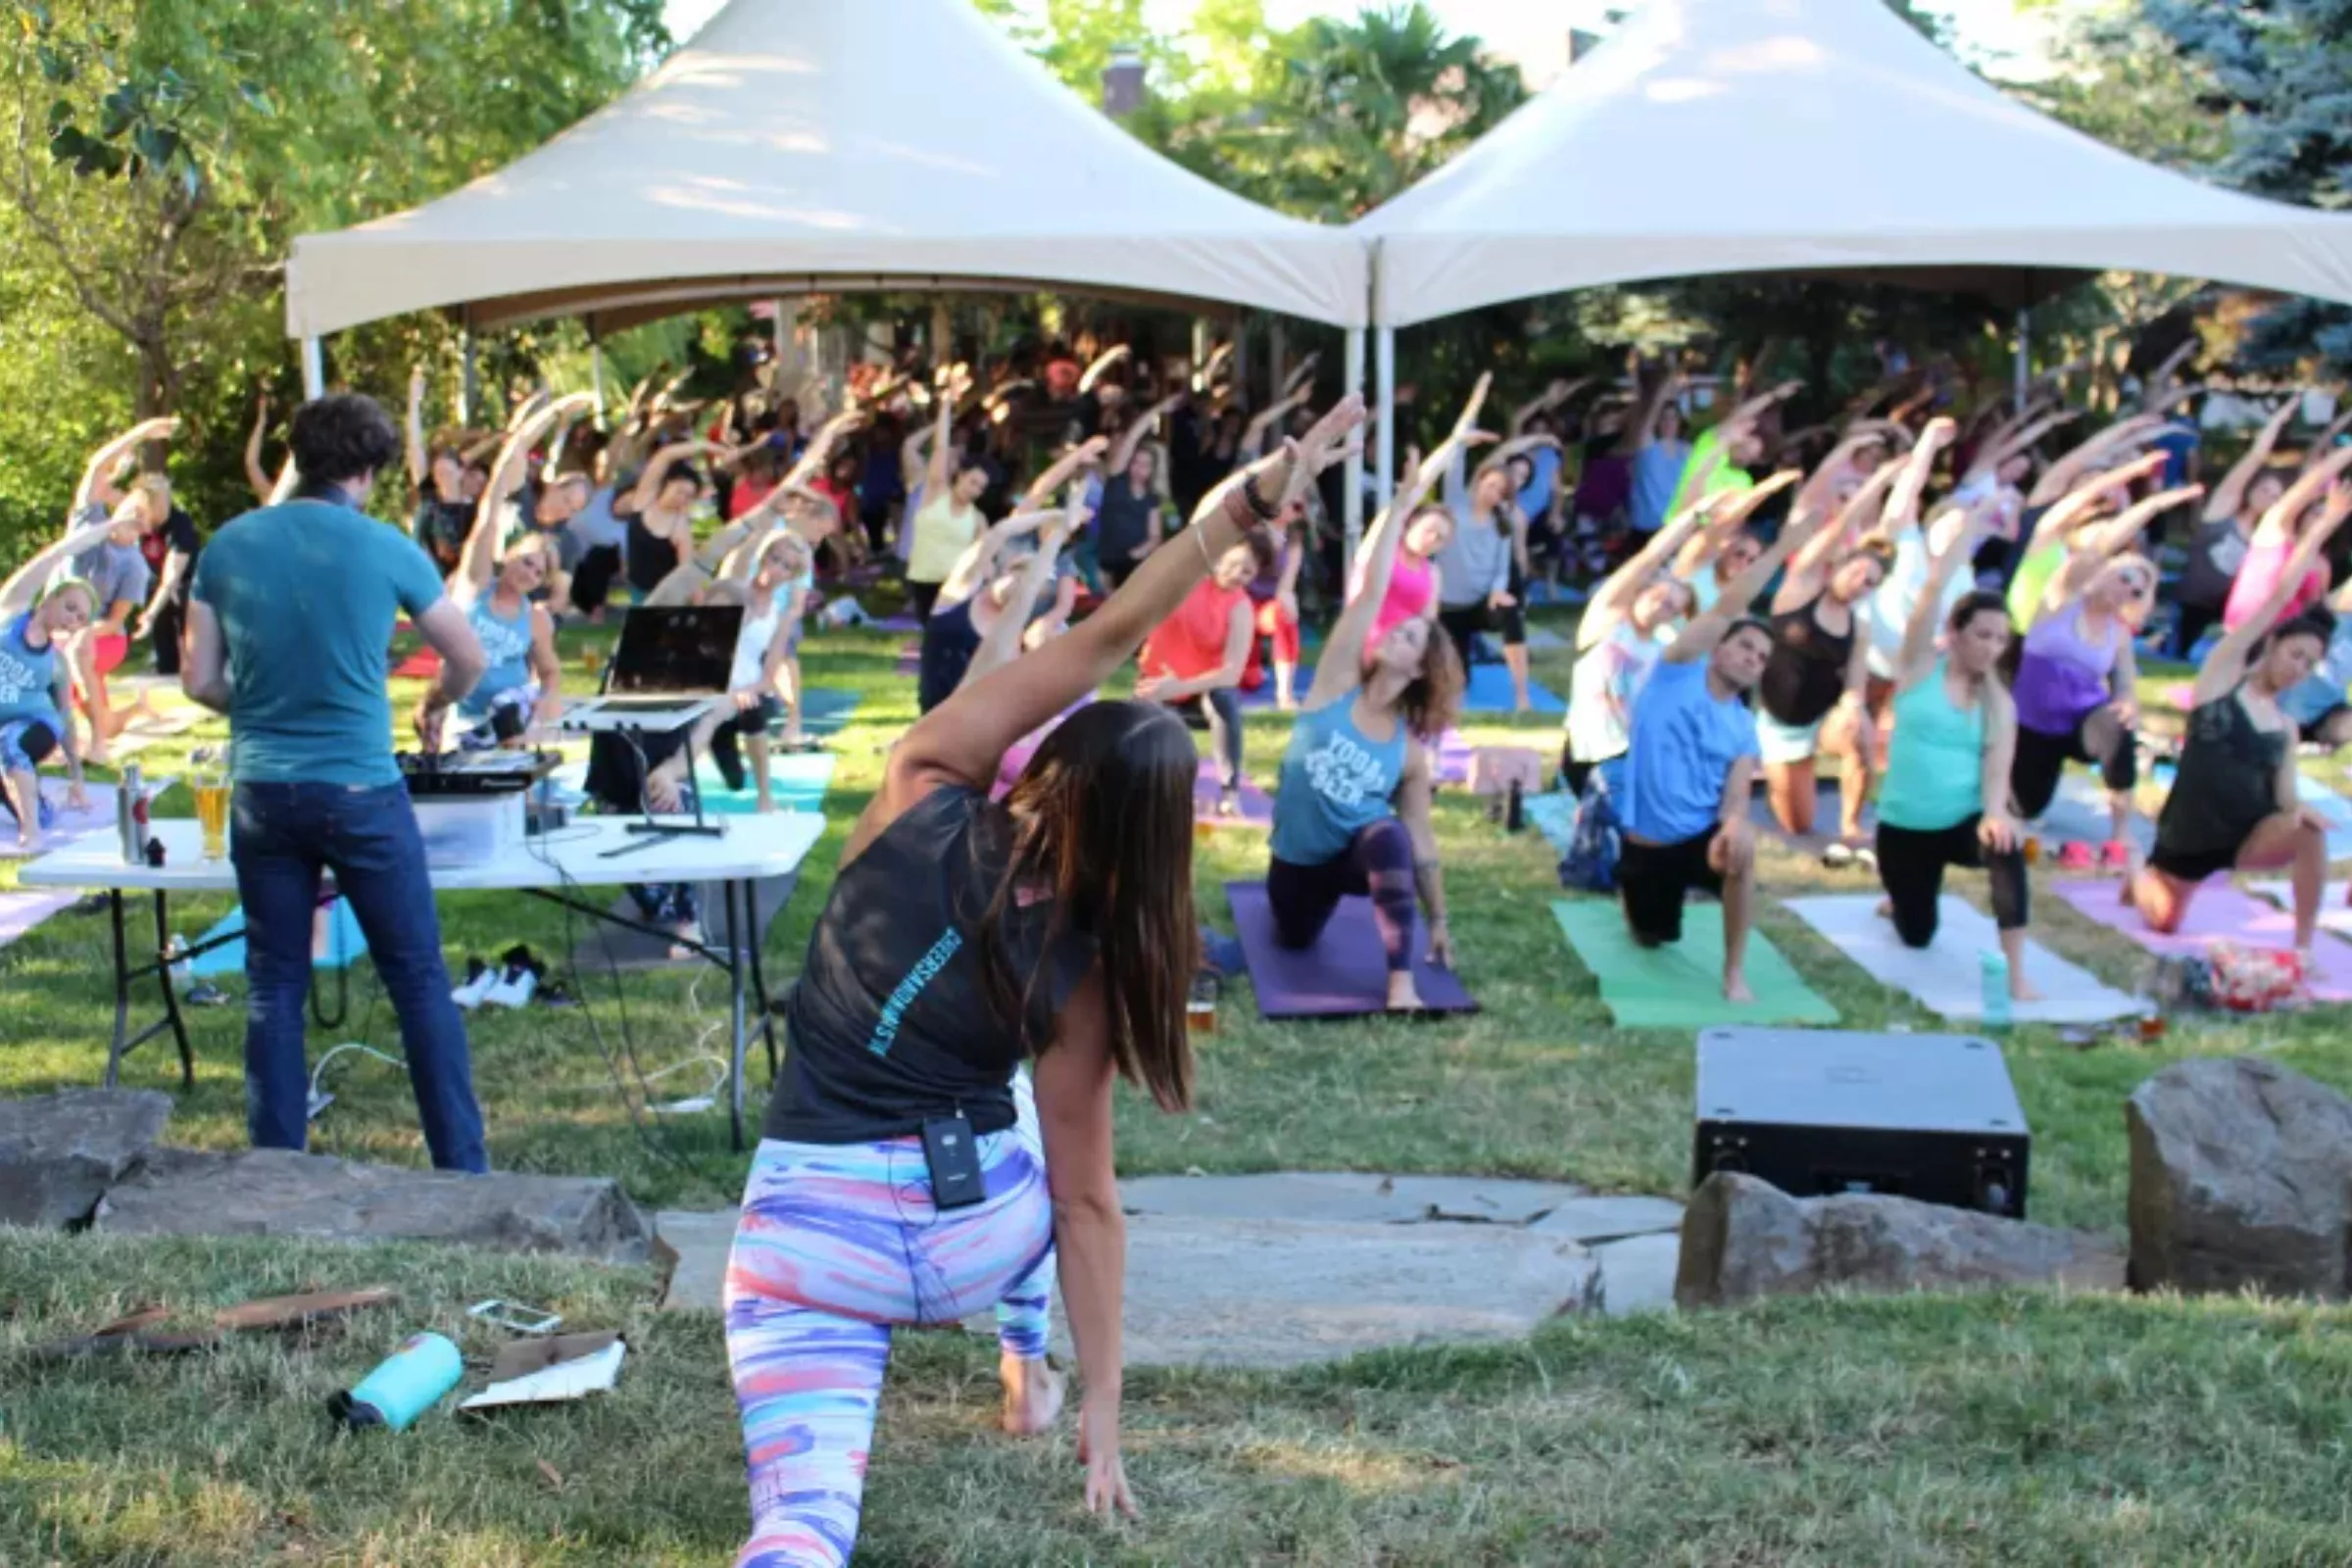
[
  {"left": 188, "top": 899, "right": 368, "bottom": 979},
  {"left": 1549, "top": 898, "right": 1837, "bottom": 1028},
  {"left": 689, "top": 750, "right": 837, "bottom": 815}
]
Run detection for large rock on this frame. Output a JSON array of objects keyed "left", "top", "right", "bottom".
[
  {"left": 1676, "top": 1173, "right": 2123, "bottom": 1308},
  {"left": 0, "top": 1090, "right": 173, "bottom": 1229},
  {"left": 2127, "top": 1057, "right": 2352, "bottom": 1299},
  {"left": 94, "top": 1149, "right": 651, "bottom": 1264}
]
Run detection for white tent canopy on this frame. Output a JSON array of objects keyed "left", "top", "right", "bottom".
[
  {"left": 283, "top": 0, "right": 1368, "bottom": 339},
  {"left": 1356, "top": 0, "right": 2352, "bottom": 329}
]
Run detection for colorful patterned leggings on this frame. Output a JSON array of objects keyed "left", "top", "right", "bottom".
[{"left": 722, "top": 1074, "right": 1054, "bottom": 1568}]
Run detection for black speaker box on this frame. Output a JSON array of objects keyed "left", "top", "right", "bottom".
[{"left": 1692, "top": 1027, "right": 2031, "bottom": 1218}]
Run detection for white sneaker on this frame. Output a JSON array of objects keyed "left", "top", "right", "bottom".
[
  {"left": 452, "top": 961, "right": 498, "bottom": 1009},
  {"left": 481, "top": 963, "right": 538, "bottom": 1008}
]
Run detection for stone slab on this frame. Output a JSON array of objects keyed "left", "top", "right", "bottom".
[
  {"left": 1591, "top": 1232, "right": 1682, "bottom": 1317},
  {"left": 95, "top": 1149, "right": 652, "bottom": 1264},
  {"left": 1117, "top": 1171, "right": 1588, "bottom": 1227},
  {"left": 657, "top": 1208, "right": 739, "bottom": 1311},
  {"left": 0, "top": 1090, "right": 173, "bottom": 1229},
  {"left": 1111, "top": 1214, "right": 1597, "bottom": 1368},
  {"left": 1531, "top": 1195, "right": 1687, "bottom": 1245}
]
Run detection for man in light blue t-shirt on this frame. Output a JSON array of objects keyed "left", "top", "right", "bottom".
[
  {"left": 1617, "top": 499, "right": 1826, "bottom": 1003},
  {"left": 184, "top": 394, "right": 491, "bottom": 1171}
]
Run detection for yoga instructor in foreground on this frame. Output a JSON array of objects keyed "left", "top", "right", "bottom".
[{"left": 721, "top": 397, "right": 1366, "bottom": 1566}]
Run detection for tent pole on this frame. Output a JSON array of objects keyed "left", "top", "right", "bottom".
[
  {"left": 1374, "top": 325, "right": 1396, "bottom": 514},
  {"left": 460, "top": 329, "right": 478, "bottom": 426},
  {"left": 1343, "top": 327, "right": 1365, "bottom": 561},
  {"left": 2013, "top": 305, "right": 2031, "bottom": 409},
  {"left": 300, "top": 337, "right": 324, "bottom": 400},
  {"left": 770, "top": 299, "right": 787, "bottom": 384}
]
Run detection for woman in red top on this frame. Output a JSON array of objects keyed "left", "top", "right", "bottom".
[{"left": 1138, "top": 529, "right": 1274, "bottom": 813}]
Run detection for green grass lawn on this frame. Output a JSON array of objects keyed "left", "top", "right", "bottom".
[{"left": 6, "top": 610, "right": 2352, "bottom": 1563}]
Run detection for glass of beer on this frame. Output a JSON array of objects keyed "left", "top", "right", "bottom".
[{"left": 191, "top": 753, "right": 230, "bottom": 861}]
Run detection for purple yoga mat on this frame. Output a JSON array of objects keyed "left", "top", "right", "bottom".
[
  {"left": 872, "top": 612, "right": 923, "bottom": 634},
  {"left": 1225, "top": 881, "right": 1478, "bottom": 1018},
  {"left": 2052, "top": 879, "right": 2352, "bottom": 1003},
  {"left": 0, "top": 889, "right": 76, "bottom": 947},
  {"left": 1194, "top": 763, "right": 1272, "bottom": 827},
  {"left": 894, "top": 642, "right": 920, "bottom": 675},
  {"left": 1434, "top": 729, "right": 1473, "bottom": 785}
]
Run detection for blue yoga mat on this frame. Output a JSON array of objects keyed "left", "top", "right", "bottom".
[
  {"left": 689, "top": 751, "right": 837, "bottom": 815},
  {"left": 1461, "top": 663, "right": 1565, "bottom": 714},
  {"left": 187, "top": 899, "right": 369, "bottom": 979},
  {"left": 799, "top": 689, "right": 861, "bottom": 734}
]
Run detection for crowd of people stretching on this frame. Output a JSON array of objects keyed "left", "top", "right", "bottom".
[{"left": 13, "top": 324, "right": 2352, "bottom": 1566}]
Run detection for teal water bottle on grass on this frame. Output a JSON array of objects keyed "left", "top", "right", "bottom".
[
  {"left": 1980, "top": 951, "right": 2011, "bottom": 1029},
  {"left": 329, "top": 1332, "right": 463, "bottom": 1431}
]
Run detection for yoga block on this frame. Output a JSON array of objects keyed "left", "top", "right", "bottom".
[
  {"left": 1693, "top": 1027, "right": 2032, "bottom": 1218},
  {"left": 1467, "top": 747, "right": 1547, "bottom": 798}
]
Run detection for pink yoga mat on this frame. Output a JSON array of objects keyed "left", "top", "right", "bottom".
[{"left": 2051, "top": 879, "right": 2352, "bottom": 1003}]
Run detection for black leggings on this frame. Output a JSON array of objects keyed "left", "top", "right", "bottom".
[
  {"left": 2010, "top": 714, "right": 2136, "bottom": 820},
  {"left": 710, "top": 696, "right": 783, "bottom": 792},
  {"left": 2172, "top": 601, "right": 2224, "bottom": 661},
  {"left": 1875, "top": 816, "right": 2028, "bottom": 948},
  {"left": 1266, "top": 817, "right": 1417, "bottom": 972},
  {"left": 907, "top": 581, "right": 943, "bottom": 621},
  {"left": 1179, "top": 688, "right": 1243, "bottom": 790},
  {"left": 1438, "top": 599, "right": 1526, "bottom": 667},
  {"left": 571, "top": 545, "right": 622, "bottom": 613}
]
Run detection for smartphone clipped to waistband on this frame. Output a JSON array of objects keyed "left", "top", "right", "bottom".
[{"left": 920, "top": 1113, "right": 987, "bottom": 1210}]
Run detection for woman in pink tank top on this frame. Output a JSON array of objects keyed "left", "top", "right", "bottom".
[
  {"left": 2222, "top": 444, "right": 2352, "bottom": 630},
  {"left": 1363, "top": 504, "right": 1451, "bottom": 642}
]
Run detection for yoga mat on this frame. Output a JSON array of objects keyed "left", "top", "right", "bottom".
[
  {"left": 689, "top": 751, "right": 837, "bottom": 815},
  {"left": 1549, "top": 899, "right": 1838, "bottom": 1029},
  {"left": 1461, "top": 663, "right": 1566, "bottom": 714},
  {"left": 0, "top": 889, "right": 77, "bottom": 947},
  {"left": 2248, "top": 881, "right": 2352, "bottom": 941},
  {"left": 1522, "top": 627, "right": 1569, "bottom": 652},
  {"left": 1523, "top": 790, "right": 1578, "bottom": 858},
  {"left": 2034, "top": 772, "right": 2155, "bottom": 853},
  {"left": 1193, "top": 761, "right": 1272, "bottom": 828},
  {"left": 1225, "top": 881, "right": 1476, "bottom": 1018},
  {"left": 870, "top": 612, "right": 922, "bottom": 634},
  {"left": 2051, "top": 879, "right": 2352, "bottom": 1003},
  {"left": 799, "top": 688, "right": 860, "bottom": 735},
  {"left": 187, "top": 898, "right": 369, "bottom": 979},
  {"left": 1783, "top": 894, "right": 2140, "bottom": 1025},
  {"left": 1745, "top": 777, "right": 1874, "bottom": 852},
  {"left": 2159, "top": 681, "right": 2195, "bottom": 712},
  {"left": 1434, "top": 729, "right": 1473, "bottom": 785}
]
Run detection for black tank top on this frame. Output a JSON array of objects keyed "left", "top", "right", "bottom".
[
  {"left": 1759, "top": 595, "right": 1853, "bottom": 729},
  {"left": 2156, "top": 693, "right": 2288, "bottom": 860},
  {"left": 916, "top": 598, "right": 983, "bottom": 714},
  {"left": 625, "top": 513, "right": 682, "bottom": 595},
  {"left": 763, "top": 786, "right": 1097, "bottom": 1145}
]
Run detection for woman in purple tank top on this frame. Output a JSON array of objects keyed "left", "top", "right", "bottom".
[{"left": 2008, "top": 552, "right": 2155, "bottom": 866}]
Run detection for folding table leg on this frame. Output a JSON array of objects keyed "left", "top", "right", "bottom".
[
  {"left": 105, "top": 890, "right": 131, "bottom": 1090},
  {"left": 724, "top": 878, "right": 749, "bottom": 1152},
  {"left": 150, "top": 889, "right": 195, "bottom": 1089}
]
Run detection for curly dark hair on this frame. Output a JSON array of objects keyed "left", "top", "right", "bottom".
[{"left": 289, "top": 395, "right": 401, "bottom": 489}]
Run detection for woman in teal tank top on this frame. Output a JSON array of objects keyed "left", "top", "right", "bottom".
[
  {"left": 1874, "top": 503, "right": 2038, "bottom": 1003},
  {"left": 1265, "top": 378, "right": 1481, "bottom": 1010}
]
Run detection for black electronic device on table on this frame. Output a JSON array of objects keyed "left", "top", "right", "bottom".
[
  {"left": 1692, "top": 1026, "right": 2031, "bottom": 1218},
  {"left": 563, "top": 604, "right": 748, "bottom": 855},
  {"left": 398, "top": 749, "right": 561, "bottom": 798}
]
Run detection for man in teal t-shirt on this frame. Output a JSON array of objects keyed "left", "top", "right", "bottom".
[{"left": 184, "top": 393, "right": 491, "bottom": 1170}]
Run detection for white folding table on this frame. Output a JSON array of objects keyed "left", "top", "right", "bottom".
[{"left": 19, "top": 812, "right": 825, "bottom": 1149}]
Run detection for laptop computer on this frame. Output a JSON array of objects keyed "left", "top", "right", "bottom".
[{"left": 559, "top": 605, "right": 743, "bottom": 735}]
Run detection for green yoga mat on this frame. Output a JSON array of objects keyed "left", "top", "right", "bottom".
[{"left": 1550, "top": 899, "right": 1838, "bottom": 1029}]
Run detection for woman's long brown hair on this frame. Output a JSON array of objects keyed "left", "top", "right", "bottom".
[{"left": 979, "top": 701, "right": 1200, "bottom": 1111}]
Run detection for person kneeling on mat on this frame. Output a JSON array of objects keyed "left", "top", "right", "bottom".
[
  {"left": 1618, "top": 494, "right": 1827, "bottom": 1003},
  {"left": 1875, "top": 502, "right": 2039, "bottom": 1002},
  {"left": 1264, "top": 379, "right": 1483, "bottom": 1010},
  {"left": 0, "top": 520, "right": 105, "bottom": 845},
  {"left": 2131, "top": 487, "right": 2352, "bottom": 960},
  {"left": 720, "top": 398, "right": 1365, "bottom": 1565}
]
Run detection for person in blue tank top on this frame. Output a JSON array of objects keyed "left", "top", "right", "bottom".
[
  {"left": 1266, "top": 379, "right": 1483, "bottom": 1011},
  {"left": 720, "top": 396, "right": 1368, "bottom": 1564},
  {"left": 1873, "top": 500, "right": 2038, "bottom": 1002},
  {"left": 0, "top": 514, "right": 106, "bottom": 846},
  {"left": 1617, "top": 495, "right": 1832, "bottom": 1004},
  {"left": 444, "top": 398, "right": 580, "bottom": 748}
]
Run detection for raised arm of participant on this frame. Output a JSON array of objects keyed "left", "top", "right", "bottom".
[
  {"left": 0, "top": 515, "right": 113, "bottom": 615},
  {"left": 870, "top": 399, "right": 1361, "bottom": 849},
  {"left": 1663, "top": 490, "right": 1824, "bottom": 665},
  {"left": 1112, "top": 393, "right": 1185, "bottom": 479},
  {"left": 74, "top": 417, "right": 175, "bottom": 518},
  {"left": 1022, "top": 436, "right": 1110, "bottom": 512},
  {"left": 1077, "top": 344, "right": 1129, "bottom": 396},
  {"left": 1623, "top": 366, "right": 1683, "bottom": 454},
  {"left": 404, "top": 369, "right": 430, "bottom": 491},
  {"left": 2049, "top": 483, "right": 2204, "bottom": 603},
  {"left": 2301, "top": 407, "right": 2352, "bottom": 475},
  {"left": 1582, "top": 503, "right": 1710, "bottom": 651},
  {"left": 1893, "top": 505, "right": 1989, "bottom": 693},
  {"left": 923, "top": 364, "right": 969, "bottom": 501},
  {"left": 1965, "top": 408, "right": 2080, "bottom": 485},
  {"left": 2021, "top": 452, "right": 2168, "bottom": 558},
  {"left": 627, "top": 436, "right": 725, "bottom": 515},
  {"left": 1880, "top": 416, "right": 1958, "bottom": 538},
  {"left": 782, "top": 411, "right": 864, "bottom": 489},
  {"left": 938, "top": 510, "right": 1056, "bottom": 606},
  {"left": 2140, "top": 340, "right": 2198, "bottom": 414},
  {"left": 962, "top": 509, "right": 1080, "bottom": 696},
  {"left": 2028, "top": 414, "right": 2164, "bottom": 506},
  {"left": 1242, "top": 392, "right": 1308, "bottom": 461},
  {"left": 2259, "top": 439, "right": 2352, "bottom": 543},
  {"left": 539, "top": 396, "right": 594, "bottom": 485},
  {"left": 2194, "top": 487, "right": 2352, "bottom": 708},
  {"left": 1282, "top": 352, "right": 1322, "bottom": 401},
  {"left": 246, "top": 393, "right": 276, "bottom": 504},
  {"left": 2206, "top": 395, "right": 2300, "bottom": 523}
]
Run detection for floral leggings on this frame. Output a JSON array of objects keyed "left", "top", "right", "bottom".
[{"left": 722, "top": 1073, "right": 1054, "bottom": 1567}]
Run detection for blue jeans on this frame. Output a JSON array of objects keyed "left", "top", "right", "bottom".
[{"left": 231, "top": 780, "right": 486, "bottom": 1172}]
